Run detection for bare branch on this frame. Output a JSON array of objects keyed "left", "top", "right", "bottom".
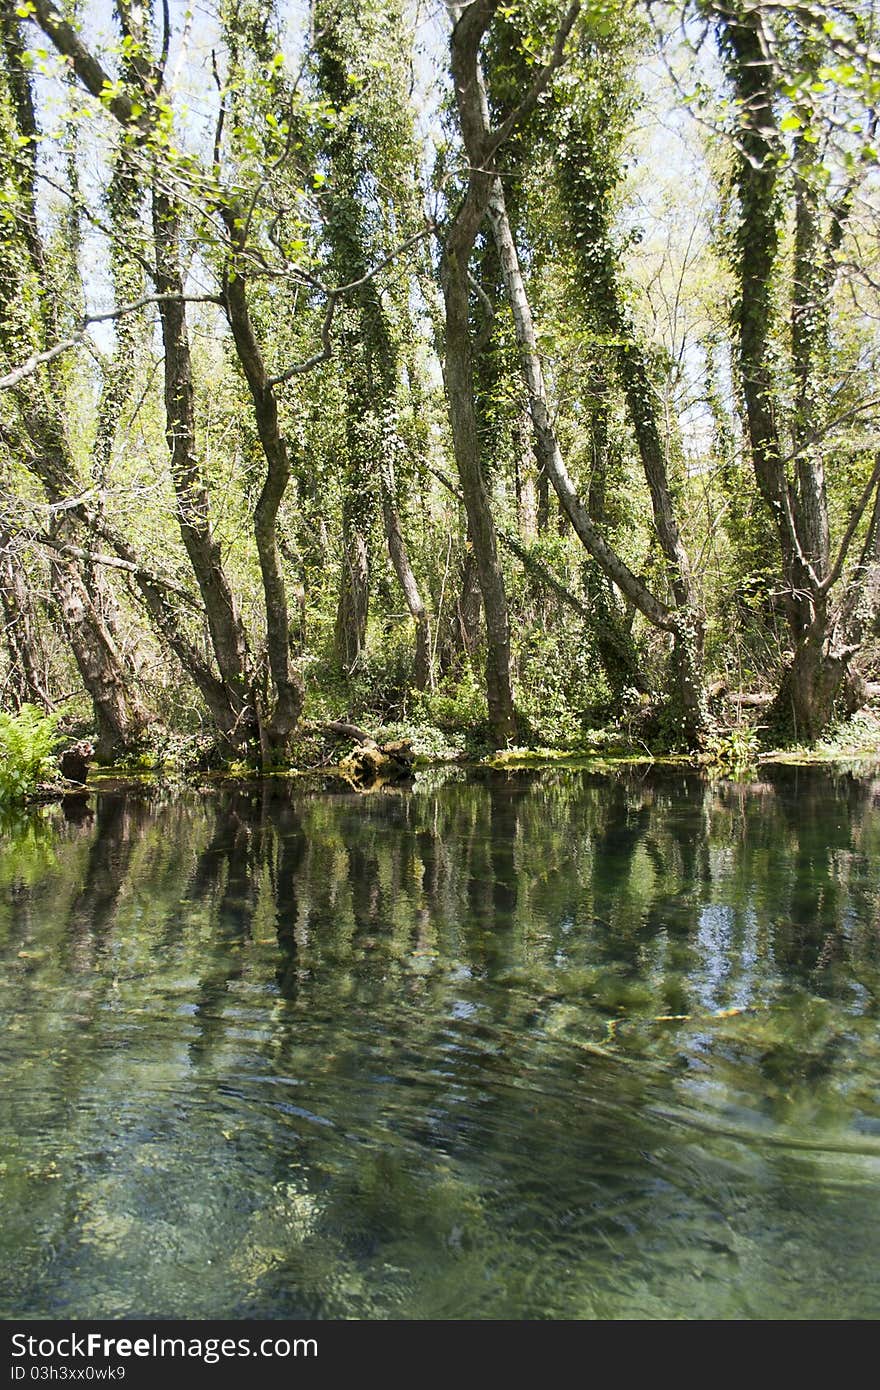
[
  {"left": 748, "top": 2, "right": 880, "bottom": 72},
  {"left": 0, "top": 293, "right": 221, "bottom": 391},
  {"left": 211, "top": 48, "right": 226, "bottom": 176},
  {"left": 775, "top": 394, "right": 880, "bottom": 472},
  {"left": 24, "top": 530, "right": 201, "bottom": 609},
  {"left": 268, "top": 295, "right": 338, "bottom": 385},
  {"left": 469, "top": 271, "right": 495, "bottom": 354},
  {"left": 268, "top": 225, "right": 434, "bottom": 386},
  {"left": 329, "top": 224, "right": 435, "bottom": 297}
]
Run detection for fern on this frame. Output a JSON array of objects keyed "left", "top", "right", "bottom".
[{"left": 0, "top": 705, "right": 64, "bottom": 802}]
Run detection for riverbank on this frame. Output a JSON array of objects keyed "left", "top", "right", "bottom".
[{"left": 11, "top": 701, "right": 880, "bottom": 809}]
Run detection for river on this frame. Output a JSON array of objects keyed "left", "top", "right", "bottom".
[{"left": 1, "top": 764, "right": 879, "bottom": 1318}]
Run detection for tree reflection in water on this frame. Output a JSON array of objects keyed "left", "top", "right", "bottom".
[{"left": 1, "top": 765, "right": 879, "bottom": 1318}]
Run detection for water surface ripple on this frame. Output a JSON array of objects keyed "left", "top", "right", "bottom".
[{"left": 1, "top": 765, "right": 879, "bottom": 1318}]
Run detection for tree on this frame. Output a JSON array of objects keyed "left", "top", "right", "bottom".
[
  {"left": 0, "top": 10, "right": 153, "bottom": 757},
  {"left": 313, "top": 0, "right": 434, "bottom": 690},
  {"left": 478, "top": 1, "right": 708, "bottom": 743},
  {"left": 439, "top": 1, "right": 582, "bottom": 747},
  {"left": 710, "top": 0, "right": 880, "bottom": 739}
]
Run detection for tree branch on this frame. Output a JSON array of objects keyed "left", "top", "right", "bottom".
[
  {"left": 268, "top": 294, "right": 338, "bottom": 386},
  {"left": 23, "top": 530, "right": 202, "bottom": 609},
  {"left": 0, "top": 293, "right": 221, "bottom": 391},
  {"left": 31, "top": 0, "right": 147, "bottom": 128},
  {"left": 469, "top": 271, "right": 495, "bottom": 354},
  {"left": 268, "top": 225, "right": 434, "bottom": 386},
  {"left": 821, "top": 452, "right": 880, "bottom": 595},
  {"left": 485, "top": 2, "right": 581, "bottom": 161}
]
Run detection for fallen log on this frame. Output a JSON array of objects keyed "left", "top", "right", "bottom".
[
  {"left": 727, "top": 691, "right": 774, "bottom": 708},
  {"left": 318, "top": 719, "right": 378, "bottom": 745},
  {"left": 337, "top": 739, "right": 414, "bottom": 789},
  {"left": 307, "top": 720, "right": 415, "bottom": 788}
]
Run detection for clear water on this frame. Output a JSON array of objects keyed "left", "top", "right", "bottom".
[{"left": 1, "top": 764, "right": 880, "bottom": 1319}]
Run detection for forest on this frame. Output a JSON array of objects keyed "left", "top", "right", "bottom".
[
  {"left": 2, "top": 0, "right": 880, "bottom": 773},
  {"left": 5, "top": 0, "right": 880, "bottom": 1328}
]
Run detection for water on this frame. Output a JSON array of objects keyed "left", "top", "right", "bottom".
[{"left": 1, "top": 764, "right": 879, "bottom": 1319}]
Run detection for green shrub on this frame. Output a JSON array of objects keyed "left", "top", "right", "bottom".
[
  {"left": 347, "top": 623, "right": 416, "bottom": 721},
  {"left": 411, "top": 667, "right": 489, "bottom": 733},
  {"left": 512, "top": 615, "right": 617, "bottom": 747},
  {"left": 377, "top": 719, "right": 468, "bottom": 762},
  {"left": 0, "top": 705, "right": 64, "bottom": 802},
  {"left": 702, "top": 725, "right": 760, "bottom": 776}
]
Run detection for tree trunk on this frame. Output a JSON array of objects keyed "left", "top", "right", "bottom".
[
  {"left": 335, "top": 501, "right": 371, "bottom": 674},
  {"left": 437, "top": 542, "right": 482, "bottom": 673},
  {"left": 381, "top": 479, "right": 434, "bottom": 691},
  {"left": 4, "top": 392, "right": 153, "bottom": 757},
  {"left": 718, "top": 9, "right": 872, "bottom": 743},
  {"left": 537, "top": 462, "right": 551, "bottom": 533},
  {"left": 153, "top": 193, "right": 251, "bottom": 719},
  {"left": 442, "top": 243, "right": 517, "bottom": 743},
  {"left": 772, "top": 479, "right": 880, "bottom": 739},
  {"left": 109, "top": 530, "right": 249, "bottom": 744},
  {"left": 222, "top": 247, "right": 304, "bottom": 759},
  {"left": 670, "top": 609, "right": 708, "bottom": 750},
  {"left": 513, "top": 408, "right": 538, "bottom": 541},
  {"left": 433, "top": 1, "right": 523, "bottom": 746},
  {"left": 0, "top": 535, "right": 50, "bottom": 709},
  {"left": 49, "top": 539, "right": 151, "bottom": 759},
  {"left": 485, "top": 175, "right": 705, "bottom": 740},
  {"left": 769, "top": 620, "right": 847, "bottom": 743}
]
